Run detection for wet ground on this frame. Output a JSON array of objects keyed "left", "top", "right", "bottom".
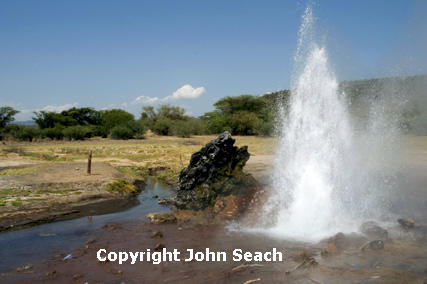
[{"left": 1, "top": 218, "right": 426, "bottom": 283}]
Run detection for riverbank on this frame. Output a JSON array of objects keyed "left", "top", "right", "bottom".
[{"left": 0, "top": 160, "right": 143, "bottom": 232}]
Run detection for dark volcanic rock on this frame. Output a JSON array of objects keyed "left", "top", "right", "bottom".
[
  {"left": 171, "top": 132, "right": 257, "bottom": 210},
  {"left": 398, "top": 218, "right": 415, "bottom": 228},
  {"left": 359, "top": 221, "right": 388, "bottom": 239}
]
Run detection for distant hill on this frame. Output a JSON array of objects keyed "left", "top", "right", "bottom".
[
  {"left": 339, "top": 75, "right": 427, "bottom": 134},
  {"left": 12, "top": 120, "right": 37, "bottom": 126},
  {"left": 262, "top": 74, "right": 427, "bottom": 135}
]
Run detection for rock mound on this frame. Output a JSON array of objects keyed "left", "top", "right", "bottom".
[{"left": 171, "top": 132, "right": 257, "bottom": 210}]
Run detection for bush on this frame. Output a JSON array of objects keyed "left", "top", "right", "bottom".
[
  {"left": 172, "top": 119, "right": 205, "bottom": 138},
  {"left": 100, "top": 109, "right": 135, "bottom": 133},
  {"left": 202, "top": 112, "right": 228, "bottom": 134},
  {"left": 62, "top": 125, "right": 91, "bottom": 140},
  {"left": 122, "top": 120, "right": 145, "bottom": 135},
  {"left": 109, "top": 126, "right": 134, "bottom": 140},
  {"left": 43, "top": 125, "right": 65, "bottom": 140},
  {"left": 5, "top": 124, "right": 25, "bottom": 134},
  {"left": 14, "top": 127, "right": 42, "bottom": 141},
  {"left": 152, "top": 117, "right": 173, "bottom": 135},
  {"left": 229, "top": 111, "right": 259, "bottom": 135},
  {"left": 134, "top": 133, "right": 146, "bottom": 140},
  {"left": 172, "top": 121, "right": 193, "bottom": 138},
  {"left": 89, "top": 125, "right": 108, "bottom": 138},
  {"left": 253, "top": 120, "right": 275, "bottom": 137},
  {"left": 104, "top": 178, "right": 137, "bottom": 194}
]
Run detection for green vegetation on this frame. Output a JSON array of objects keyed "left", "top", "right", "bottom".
[
  {"left": 11, "top": 198, "right": 22, "bottom": 206},
  {"left": 200, "top": 94, "right": 278, "bottom": 136},
  {"left": 104, "top": 178, "right": 137, "bottom": 194},
  {"left": 0, "top": 167, "right": 42, "bottom": 177},
  {"left": 25, "top": 198, "right": 48, "bottom": 201},
  {"left": 0, "top": 107, "right": 20, "bottom": 128}
]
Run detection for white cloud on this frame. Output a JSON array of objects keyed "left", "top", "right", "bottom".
[
  {"left": 42, "top": 102, "right": 78, "bottom": 112},
  {"left": 122, "top": 102, "right": 128, "bottom": 107},
  {"left": 163, "top": 85, "right": 206, "bottom": 101},
  {"left": 132, "top": 95, "right": 159, "bottom": 105}
]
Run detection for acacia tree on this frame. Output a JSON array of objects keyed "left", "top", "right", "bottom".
[
  {"left": 32, "top": 110, "right": 77, "bottom": 128},
  {"left": 0, "top": 106, "right": 20, "bottom": 128}
]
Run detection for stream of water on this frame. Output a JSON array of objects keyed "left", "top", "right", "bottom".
[{"left": 0, "top": 177, "right": 174, "bottom": 273}]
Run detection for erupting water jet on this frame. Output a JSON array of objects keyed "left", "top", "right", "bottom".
[{"left": 234, "top": 3, "right": 404, "bottom": 242}]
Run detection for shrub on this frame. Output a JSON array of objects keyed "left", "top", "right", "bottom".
[
  {"left": 172, "top": 119, "right": 205, "bottom": 138},
  {"left": 172, "top": 121, "right": 193, "bottom": 138},
  {"left": 109, "top": 126, "right": 134, "bottom": 140},
  {"left": 203, "top": 113, "right": 228, "bottom": 134},
  {"left": 43, "top": 125, "right": 65, "bottom": 140},
  {"left": 89, "top": 125, "right": 108, "bottom": 138},
  {"left": 14, "top": 127, "right": 42, "bottom": 141},
  {"left": 152, "top": 117, "right": 173, "bottom": 135},
  {"left": 62, "top": 125, "right": 91, "bottom": 140},
  {"left": 254, "top": 120, "right": 275, "bottom": 137},
  {"left": 104, "top": 178, "right": 137, "bottom": 194}
]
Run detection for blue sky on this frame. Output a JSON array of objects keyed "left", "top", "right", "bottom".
[{"left": 1, "top": 0, "right": 426, "bottom": 121}]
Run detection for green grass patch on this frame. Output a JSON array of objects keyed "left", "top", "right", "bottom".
[
  {"left": 24, "top": 198, "right": 48, "bottom": 202},
  {"left": 0, "top": 188, "right": 31, "bottom": 196},
  {"left": 104, "top": 178, "right": 137, "bottom": 194},
  {"left": 156, "top": 167, "right": 180, "bottom": 183},
  {"left": 115, "top": 166, "right": 147, "bottom": 180},
  {"left": 0, "top": 167, "right": 42, "bottom": 177},
  {"left": 35, "top": 189, "right": 76, "bottom": 195},
  {"left": 11, "top": 198, "right": 22, "bottom": 206}
]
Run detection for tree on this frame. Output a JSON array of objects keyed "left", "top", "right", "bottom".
[
  {"left": 60, "top": 107, "right": 101, "bottom": 126},
  {"left": 0, "top": 106, "right": 20, "bottom": 128},
  {"left": 229, "top": 111, "right": 259, "bottom": 135},
  {"left": 100, "top": 109, "right": 135, "bottom": 133},
  {"left": 213, "top": 95, "right": 266, "bottom": 115},
  {"left": 199, "top": 111, "right": 228, "bottom": 134},
  {"left": 156, "top": 104, "right": 186, "bottom": 120},
  {"left": 32, "top": 110, "right": 77, "bottom": 128},
  {"left": 140, "top": 104, "right": 193, "bottom": 136},
  {"left": 204, "top": 95, "right": 272, "bottom": 135},
  {"left": 141, "top": 106, "right": 156, "bottom": 119}
]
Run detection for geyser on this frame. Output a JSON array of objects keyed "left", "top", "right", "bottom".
[
  {"left": 268, "top": 4, "right": 354, "bottom": 241},
  {"left": 234, "top": 4, "right": 404, "bottom": 242}
]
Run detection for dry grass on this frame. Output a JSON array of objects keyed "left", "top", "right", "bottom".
[
  {"left": 0, "top": 167, "right": 42, "bottom": 177},
  {"left": 0, "top": 135, "right": 278, "bottom": 182}
]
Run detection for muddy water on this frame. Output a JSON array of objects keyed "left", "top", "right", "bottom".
[{"left": 0, "top": 177, "right": 174, "bottom": 273}]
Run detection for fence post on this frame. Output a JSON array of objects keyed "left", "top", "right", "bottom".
[{"left": 87, "top": 150, "right": 92, "bottom": 174}]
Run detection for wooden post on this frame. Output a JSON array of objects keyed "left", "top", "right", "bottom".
[
  {"left": 87, "top": 150, "right": 92, "bottom": 174},
  {"left": 179, "top": 154, "right": 183, "bottom": 169}
]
